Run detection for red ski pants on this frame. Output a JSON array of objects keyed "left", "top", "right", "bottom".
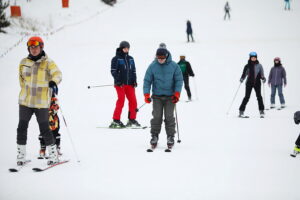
[{"left": 113, "top": 85, "right": 137, "bottom": 120}]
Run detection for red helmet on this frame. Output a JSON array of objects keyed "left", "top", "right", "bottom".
[
  {"left": 27, "top": 36, "right": 44, "bottom": 48},
  {"left": 274, "top": 57, "right": 281, "bottom": 62}
]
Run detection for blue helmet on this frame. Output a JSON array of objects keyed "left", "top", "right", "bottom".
[{"left": 249, "top": 52, "right": 257, "bottom": 57}]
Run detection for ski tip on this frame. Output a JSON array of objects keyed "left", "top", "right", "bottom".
[
  {"left": 32, "top": 168, "right": 43, "bottom": 172},
  {"left": 9, "top": 168, "right": 18, "bottom": 172},
  {"left": 290, "top": 154, "right": 296, "bottom": 158},
  {"left": 146, "top": 149, "right": 153, "bottom": 152},
  {"left": 165, "top": 149, "right": 172, "bottom": 152}
]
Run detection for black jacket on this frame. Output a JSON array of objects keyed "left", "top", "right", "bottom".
[
  {"left": 111, "top": 48, "right": 136, "bottom": 85},
  {"left": 177, "top": 60, "right": 194, "bottom": 77}
]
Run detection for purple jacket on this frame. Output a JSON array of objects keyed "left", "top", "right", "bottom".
[{"left": 268, "top": 65, "right": 287, "bottom": 85}]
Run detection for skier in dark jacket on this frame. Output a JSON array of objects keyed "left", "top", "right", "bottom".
[
  {"left": 177, "top": 55, "right": 195, "bottom": 101},
  {"left": 224, "top": 1, "right": 231, "bottom": 20},
  {"left": 291, "top": 111, "right": 300, "bottom": 157},
  {"left": 186, "top": 20, "right": 194, "bottom": 42},
  {"left": 110, "top": 41, "right": 140, "bottom": 128},
  {"left": 239, "top": 52, "right": 266, "bottom": 118},
  {"left": 268, "top": 57, "right": 287, "bottom": 109}
]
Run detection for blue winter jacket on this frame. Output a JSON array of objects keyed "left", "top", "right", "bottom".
[
  {"left": 111, "top": 48, "right": 136, "bottom": 85},
  {"left": 143, "top": 54, "right": 183, "bottom": 96}
]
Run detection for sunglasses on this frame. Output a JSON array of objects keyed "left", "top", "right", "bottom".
[{"left": 27, "top": 40, "right": 41, "bottom": 47}]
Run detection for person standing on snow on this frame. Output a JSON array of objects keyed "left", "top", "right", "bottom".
[
  {"left": 284, "top": 0, "right": 291, "bottom": 10},
  {"left": 177, "top": 55, "right": 195, "bottom": 101},
  {"left": 110, "top": 41, "right": 140, "bottom": 128},
  {"left": 186, "top": 20, "right": 194, "bottom": 42},
  {"left": 143, "top": 48, "right": 183, "bottom": 148},
  {"left": 17, "top": 36, "right": 62, "bottom": 166},
  {"left": 224, "top": 1, "right": 231, "bottom": 20},
  {"left": 239, "top": 52, "right": 266, "bottom": 118},
  {"left": 268, "top": 57, "right": 287, "bottom": 109}
]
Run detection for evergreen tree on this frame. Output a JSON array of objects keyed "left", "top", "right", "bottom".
[{"left": 0, "top": 0, "right": 10, "bottom": 33}]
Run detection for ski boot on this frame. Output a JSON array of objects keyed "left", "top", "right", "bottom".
[
  {"left": 57, "top": 146, "right": 62, "bottom": 156},
  {"left": 281, "top": 104, "right": 286, "bottom": 109},
  {"left": 150, "top": 135, "right": 158, "bottom": 146},
  {"left": 126, "top": 119, "right": 141, "bottom": 127},
  {"left": 238, "top": 110, "right": 248, "bottom": 118},
  {"left": 270, "top": 104, "right": 275, "bottom": 109},
  {"left": 109, "top": 120, "right": 126, "bottom": 128},
  {"left": 259, "top": 110, "right": 265, "bottom": 118},
  {"left": 17, "top": 144, "right": 26, "bottom": 166},
  {"left": 47, "top": 144, "right": 59, "bottom": 165},
  {"left": 38, "top": 148, "right": 47, "bottom": 159},
  {"left": 167, "top": 135, "right": 174, "bottom": 148},
  {"left": 291, "top": 146, "right": 300, "bottom": 157}
]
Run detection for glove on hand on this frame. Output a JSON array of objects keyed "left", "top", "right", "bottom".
[
  {"left": 49, "top": 81, "right": 58, "bottom": 95},
  {"left": 132, "top": 81, "right": 137, "bottom": 88},
  {"left": 240, "top": 78, "right": 244, "bottom": 83},
  {"left": 262, "top": 77, "right": 266, "bottom": 83},
  {"left": 144, "top": 93, "right": 151, "bottom": 103},
  {"left": 115, "top": 81, "right": 123, "bottom": 87},
  {"left": 172, "top": 92, "right": 180, "bottom": 104}
]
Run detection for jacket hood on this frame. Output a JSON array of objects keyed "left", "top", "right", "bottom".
[{"left": 116, "top": 48, "right": 128, "bottom": 57}]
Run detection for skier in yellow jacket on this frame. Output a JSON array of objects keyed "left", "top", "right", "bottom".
[{"left": 17, "top": 36, "right": 62, "bottom": 166}]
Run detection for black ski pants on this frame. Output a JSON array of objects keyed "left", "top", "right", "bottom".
[
  {"left": 224, "top": 11, "right": 230, "bottom": 20},
  {"left": 183, "top": 76, "right": 192, "bottom": 99},
  {"left": 295, "top": 134, "right": 300, "bottom": 147},
  {"left": 150, "top": 95, "right": 176, "bottom": 137},
  {"left": 239, "top": 83, "right": 264, "bottom": 111},
  {"left": 17, "top": 105, "right": 55, "bottom": 146}
]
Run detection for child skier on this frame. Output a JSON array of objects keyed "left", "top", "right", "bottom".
[
  {"left": 268, "top": 57, "right": 287, "bottom": 109},
  {"left": 39, "top": 95, "right": 61, "bottom": 158},
  {"left": 239, "top": 52, "right": 266, "bottom": 118},
  {"left": 143, "top": 48, "right": 183, "bottom": 149},
  {"left": 291, "top": 111, "right": 300, "bottom": 157}
]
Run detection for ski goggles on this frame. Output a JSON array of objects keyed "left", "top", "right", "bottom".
[{"left": 27, "top": 40, "right": 41, "bottom": 47}]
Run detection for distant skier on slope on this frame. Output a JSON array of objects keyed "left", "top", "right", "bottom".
[
  {"left": 186, "top": 20, "right": 194, "bottom": 42},
  {"left": 224, "top": 1, "right": 231, "bottom": 20},
  {"left": 17, "top": 36, "right": 62, "bottom": 166},
  {"left": 238, "top": 52, "right": 266, "bottom": 118},
  {"left": 143, "top": 48, "right": 183, "bottom": 148},
  {"left": 291, "top": 111, "right": 300, "bottom": 157},
  {"left": 110, "top": 41, "right": 140, "bottom": 128},
  {"left": 177, "top": 55, "right": 195, "bottom": 101},
  {"left": 268, "top": 57, "right": 287, "bottom": 109},
  {"left": 284, "top": 0, "right": 291, "bottom": 10}
]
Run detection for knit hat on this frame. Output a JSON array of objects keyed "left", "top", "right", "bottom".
[
  {"left": 156, "top": 48, "right": 168, "bottom": 57},
  {"left": 119, "top": 41, "right": 130, "bottom": 49},
  {"left": 159, "top": 43, "right": 167, "bottom": 49}
]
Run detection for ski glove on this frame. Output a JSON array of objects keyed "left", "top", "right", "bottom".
[
  {"left": 172, "top": 92, "right": 180, "bottom": 104},
  {"left": 240, "top": 78, "right": 244, "bottom": 83},
  {"left": 49, "top": 81, "right": 58, "bottom": 95},
  {"left": 262, "top": 77, "right": 266, "bottom": 83},
  {"left": 144, "top": 93, "right": 151, "bottom": 103}
]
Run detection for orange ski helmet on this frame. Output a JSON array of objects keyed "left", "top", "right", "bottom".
[{"left": 27, "top": 36, "right": 44, "bottom": 48}]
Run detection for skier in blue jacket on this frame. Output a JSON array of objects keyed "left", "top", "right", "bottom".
[{"left": 143, "top": 48, "right": 183, "bottom": 148}]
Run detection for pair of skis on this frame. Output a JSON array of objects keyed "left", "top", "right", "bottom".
[
  {"left": 9, "top": 160, "right": 69, "bottom": 172},
  {"left": 147, "top": 144, "right": 173, "bottom": 152}
]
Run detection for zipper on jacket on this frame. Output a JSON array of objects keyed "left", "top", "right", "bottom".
[{"left": 125, "top": 55, "right": 129, "bottom": 85}]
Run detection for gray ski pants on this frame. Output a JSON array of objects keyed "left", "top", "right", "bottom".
[
  {"left": 17, "top": 105, "right": 55, "bottom": 146},
  {"left": 150, "top": 95, "right": 176, "bottom": 137}
]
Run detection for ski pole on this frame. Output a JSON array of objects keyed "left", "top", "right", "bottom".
[
  {"left": 54, "top": 95, "right": 81, "bottom": 163},
  {"left": 87, "top": 84, "right": 114, "bottom": 89},
  {"left": 135, "top": 102, "right": 147, "bottom": 112},
  {"left": 226, "top": 82, "right": 242, "bottom": 115},
  {"left": 263, "top": 82, "right": 265, "bottom": 106},
  {"left": 175, "top": 104, "right": 181, "bottom": 143},
  {"left": 192, "top": 77, "right": 199, "bottom": 100}
]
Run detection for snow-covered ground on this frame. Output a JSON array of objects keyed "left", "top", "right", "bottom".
[{"left": 1, "top": 0, "right": 300, "bottom": 199}]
